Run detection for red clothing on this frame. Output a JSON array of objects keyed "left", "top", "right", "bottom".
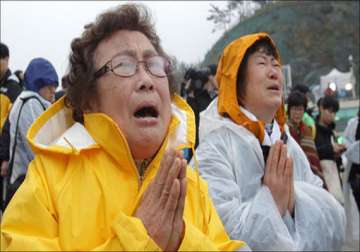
[{"left": 288, "top": 120, "right": 327, "bottom": 189}]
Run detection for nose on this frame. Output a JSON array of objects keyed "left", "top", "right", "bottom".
[
  {"left": 268, "top": 65, "right": 281, "bottom": 80},
  {"left": 135, "top": 63, "right": 154, "bottom": 91}
]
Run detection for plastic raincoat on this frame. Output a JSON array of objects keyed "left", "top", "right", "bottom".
[
  {"left": 193, "top": 33, "right": 345, "bottom": 251},
  {"left": 342, "top": 117, "right": 360, "bottom": 250},
  {"left": 1, "top": 95, "right": 248, "bottom": 251}
]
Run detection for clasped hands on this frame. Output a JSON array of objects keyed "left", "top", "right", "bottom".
[
  {"left": 135, "top": 149, "right": 187, "bottom": 251},
  {"left": 263, "top": 140, "right": 295, "bottom": 217}
]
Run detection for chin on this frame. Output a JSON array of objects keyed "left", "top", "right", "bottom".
[
  {"left": 264, "top": 99, "right": 282, "bottom": 111},
  {"left": 130, "top": 136, "right": 163, "bottom": 160},
  {"left": 131, "top": 146, "right": 159, "bottom": 160}
]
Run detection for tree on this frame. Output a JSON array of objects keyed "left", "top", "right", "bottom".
[
  {"left": 206, "top": 3, "right": 234, "bottom": 33},
  {"left": 207, "top": 0, "right": 274, "bottom": 33}
]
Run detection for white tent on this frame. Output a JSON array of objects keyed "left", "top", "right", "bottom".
[{"left": 320, "top": 68, "right": 355, "bottom": 98}]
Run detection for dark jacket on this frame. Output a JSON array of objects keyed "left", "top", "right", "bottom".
[
  {"left": 315, "top": 119, "right": 337, "bottom": 161},
  {"left": 187, "top": 89, "right": 213, "bottom": 148},
  {"left": 0, "top": 118, "right": 10, "bottom": 162},
  {"left": 0, "top": 69, "right": 22, "bottom": 131}
]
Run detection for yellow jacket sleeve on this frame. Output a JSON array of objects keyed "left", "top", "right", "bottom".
[{"left": 1, "top": 160, "right": 160, "bottom": 251}]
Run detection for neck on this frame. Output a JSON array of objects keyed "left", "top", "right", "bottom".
[
  {"left": 244, "top": 104, "right": 276, "bottom": 123},
  {"left": 0, "top": 71, "right": 7, "bottom": 81},
  {"left": 318, "top": 115, "right": 329, "bottom": 127},
  {"left": 290, "top": 119, "right": 301, "bottom": 127}
]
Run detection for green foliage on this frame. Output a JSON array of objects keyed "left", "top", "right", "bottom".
[{"left": 203, "top": 1, "right": 359, "bottom": 92}]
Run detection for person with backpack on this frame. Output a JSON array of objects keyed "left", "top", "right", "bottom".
[
  {"left": 0, "top": 42, "right": 23, "bottom": 211},
  {"left": 3, "top": 57, "right": 58, "bottom": 208},
  {"left": 0, "top": 42, "right": 23, "bottom": 131}
]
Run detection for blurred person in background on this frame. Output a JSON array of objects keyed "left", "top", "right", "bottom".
[
  {"left": 286, "top": 90, "right": 326, "bottom": 188},
  {"left": 184, "top": 65, "right": 218, "bottom": 149},
  {"left": 3, "top": 57, "right": 58, "bottom": 209},
  {"left": 291, "top": 84, "right": 316, "bottom": 138},
  {"left": 0, "top": 42, "right": 22, "bottom": 213},
  {"left": 1, "top": 4, "right": 248, "bottom": 251},
  {"left": 55, "top": 74, "right": 69, "bottom": 101},
  {"left": 14, "top": 70, "right": 25, "bottom": 88},
  {"left": 0, "top": 42, "right": 22, "bottom": 131},
  {"left": 194, "top": 32, "right": 345, "bottom": 251},
  {"left": 315, "top": 95, "right": 346, "bottom": 204},
  {"left": 342, "top": 109, "right": 360, "bottom": 250}
]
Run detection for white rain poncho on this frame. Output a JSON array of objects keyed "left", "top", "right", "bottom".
[
  {"left": 342, "top": 117, "right": 360, "bottom": 251},
  {"left": 192, "top": 98, "right": 346, "bottom": 251}
]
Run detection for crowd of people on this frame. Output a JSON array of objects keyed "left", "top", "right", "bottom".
[{"left": 0, "top": 3, "right": 359, "bottom": 251}]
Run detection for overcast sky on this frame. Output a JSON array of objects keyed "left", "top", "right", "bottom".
[{"left": 1, "top": 1, "right": 229, "bottom": 78}]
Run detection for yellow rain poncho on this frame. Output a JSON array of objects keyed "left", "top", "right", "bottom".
[{"left": 1, "top": 95, "right": 248, "bottom": 251}]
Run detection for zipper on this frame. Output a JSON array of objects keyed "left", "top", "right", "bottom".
[
  {"left": 139, "top": 160, "right": 146, "bottom": 187},
  {"left": 137, "top": 159, "right": 151, "bottom": 191}
]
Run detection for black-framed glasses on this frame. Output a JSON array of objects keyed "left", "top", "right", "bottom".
[{"left": 94, "top": 54, "right": 170, "bottom": 79}]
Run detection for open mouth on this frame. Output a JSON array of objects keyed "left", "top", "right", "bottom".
[
  {"left": 134, "top": 106, "right": 159, "bottom": 118},
  {"left": 268, "top": 85, "right": 280, "bottom": 91}
]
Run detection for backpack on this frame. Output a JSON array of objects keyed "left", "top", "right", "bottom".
[{"left": 3, "top": 95, "right": 46, "bottom": 209}]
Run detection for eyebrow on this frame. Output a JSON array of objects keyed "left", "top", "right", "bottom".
[
  {"left": 254, "top": 53, "right": 278, "bottom": 63},
  {"left": 113, "top": 49, "right": 158, "bottom": 59}
]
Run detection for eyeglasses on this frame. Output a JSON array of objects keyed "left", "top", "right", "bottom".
[{"left": 94, "top": 54, "right": 170, "bottom": 79}]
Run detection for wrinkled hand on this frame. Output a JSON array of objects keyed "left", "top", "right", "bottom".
[
  {"left": 166, "top": 152, "right": 187, "bottom": 252},
  {"left": 0, "top": 161, "right": 9, "bottom": 177},
  {"left": 134, "top": 149, "right": 187, "bottom": 251},
  {"left": 263, "top": 141, "right": 294, "bottom": 216}
]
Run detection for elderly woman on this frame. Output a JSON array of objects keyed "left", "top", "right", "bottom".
[
  {"left": 194, "top": 32, "right": 345, "bottom": 251},
  {"left": 0, "top": 4, "right": 248, "bottom": 251}
]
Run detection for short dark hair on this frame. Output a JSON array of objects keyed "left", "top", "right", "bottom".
[
  {"left": 0, "top": 42, "right": 9, "bottom": 59},
  {"left": 292, "top": 84, "right": 310, "bottom": 95},
  {"left": 318, "top": 95, "right": 339, "bottom": 113},
  {"left": 286, "top": 91, "right": 308, "bottom": 115},
  {"left": 236, "top": 38, "right": 279, "bottom": 104},
  {"left": 66, "top": 4, "right": 175, "bottom": 122}
]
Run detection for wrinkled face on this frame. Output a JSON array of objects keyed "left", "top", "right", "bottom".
[
  {"left": 289, "top": 105, "right": 305, "bottom": 124},
  {"left": 242, "top": 48, "right": 284, "bottom": 115},
  {"left": 38, "top": 85, "right": 56, "bottom": 103},
  {"left": 320, "top": 106, "right": 336, "bottom": 126},
  {"left": 93, "top": 30, "right": 172, "bottom": 160},
  {"left": 0, "top": 57, "right": 9, "bottom": 79}
]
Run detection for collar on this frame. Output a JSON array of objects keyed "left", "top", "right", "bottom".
[
  {"left": 240, "top": 106, "right": 281, "bottom": 146},
  {"left": 0, "top": 69, "right": 11, "bottom": 86}
]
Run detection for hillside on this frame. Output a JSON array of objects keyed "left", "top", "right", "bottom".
[{"left": 202, "top": 1, "right": 359, "bottom": 93}]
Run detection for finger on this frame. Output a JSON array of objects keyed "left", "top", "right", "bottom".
[
  {"left": 177, "top": 178, "right": 187, "bottom": 219},
  {"left": 164, "top": 179, "right": 181, "bottom": 222},
  {"left": 266, "top": 141, "right": 281, "bottom": 175},
  {"left": 160, "top": 158, "right": 182, "bottom": 205},
  {"left": 286, "top": 157, "right": 294, "bottom": 208},
  {"left": 287, "top": 157, "right": 294, "bottom": 184},
  {"left": 178, "top": 159, "right": 187, "bottom": 180},
  {"left": 278, "top": 144, "right": 288, "bottom": 176},
  {"left": 165, "top": 179, "right": 186, "bottom": 251},
  {"left": 153, "top": 149, "right": 176, "bottom": 197},
  {"left": 284, "top": 157, "right": 293, "bottom": 185},
  {"left": 265, "top": 143, "right": 276, "bottom": 174}
]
